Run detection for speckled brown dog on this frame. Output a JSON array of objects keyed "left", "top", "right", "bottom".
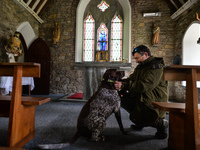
[{"left": 39, "top": 69, "right": 128, "bottom": 149}]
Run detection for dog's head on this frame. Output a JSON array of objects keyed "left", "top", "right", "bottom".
[{"left": 101, "top": 69, "right": 125, "bottom": 89}]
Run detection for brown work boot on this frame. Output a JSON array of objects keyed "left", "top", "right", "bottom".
[{"left": 155, "top": 119, "right": 168, "bottom": 139}]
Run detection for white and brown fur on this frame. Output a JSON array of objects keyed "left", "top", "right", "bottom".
[{"left": 38, "top": 69, "right": 128, "bottom": 149}]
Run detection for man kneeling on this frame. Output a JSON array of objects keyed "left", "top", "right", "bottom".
[{"left": 114, "top": 45, "right": 168, "bottom": 139}]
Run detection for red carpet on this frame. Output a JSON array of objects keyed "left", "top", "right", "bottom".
[{"left": 67, "top": 93, "right": 83, "bottom": 99}]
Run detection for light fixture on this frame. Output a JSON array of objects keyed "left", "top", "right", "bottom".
[{"left": 143, "top": 12, "right": 161, "bottom": 17}]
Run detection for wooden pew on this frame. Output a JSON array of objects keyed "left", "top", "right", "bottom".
[
  {"left": 0, "top": 63, "right": 50, "bottom": 148},
  {"left": 152, "top": 65, "right": 200, "bottom": 150},
  {"left": 153, "top": 102, "right": 200, "bottom": 150}
]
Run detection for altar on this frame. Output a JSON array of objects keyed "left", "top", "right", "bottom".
[
  {"left": 0, "top": 77, "right": 34, "bottom": 95},
  {"left": 74, "top": 62, "right": 131, "bottom": 100}
]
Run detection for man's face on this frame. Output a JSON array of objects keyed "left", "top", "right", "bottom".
[{"left": 134, "top": 52, "right": 149, "bottom": 64}]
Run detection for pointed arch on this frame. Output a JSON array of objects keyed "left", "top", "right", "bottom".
[
  {"left": 75, "top": 0, "right": 131, "bottom": 62},
  {"left": 83, "top": 14, "right": 95, "bottom": 61},
  {"left": 97, "top": 23, "right": 108, "bottom": 51},
  {"left": 182, "top": 21, "right": 200, "bottom": 87},
  {"left": 182, "top": 21, "right": 200, "bottom": 65},
  {"left": 111, "top": 13, "right": 123, "bottom": 61}
]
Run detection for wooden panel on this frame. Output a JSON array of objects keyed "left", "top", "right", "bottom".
[
  {"left": 163, "top": 65, "right": 200, "bottom": 81},
  {"left": 168, "top": 112, "right": 185, "bottom": 150},
  {"left": 27, "top": 38, "right": 50, "bottom": 95},
  {"left": 153, "top": 102, "right": 200, "bottom": 113},
  {"left": 184, "top": 68, "right": 199, "bottom": 150},
  {"left": 0, "top": 63, "right": 40, "bottom": 77},
  {"left": 7, "top": 105, "right": 36, "bottom": 147},
  {"left": 0, "top": 62, "right": 50, "bottom": 148}
]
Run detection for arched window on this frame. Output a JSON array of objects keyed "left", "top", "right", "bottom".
[
  {"left": 83, "top": 14, "right": 95, "bottom": 61},
  {"left": 111, "top": 13, "right": 123, "bottom": 61},
  {"left": 97, "top": 23, "right": 108, "bottom": 51},
  {"left": 75, "top": 0, "right": 131, "bottom": 63},
  {"left": 82, "top": 0, "right": 124, "bottom": 62}
]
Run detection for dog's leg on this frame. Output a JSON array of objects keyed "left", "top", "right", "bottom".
[
  {"left": 90, "top": 129, "right": 106, "bottom": 142},
  {"left": 115, "top": 110, "right": 129, "bottom": 135}
]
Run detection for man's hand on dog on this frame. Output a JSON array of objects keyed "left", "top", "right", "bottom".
[{"left": 114, "top": 81, "right": 122, "bottom": 90}]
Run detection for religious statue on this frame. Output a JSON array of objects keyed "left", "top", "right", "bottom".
[
  {"left": 5, "top": 31, "right": 23, "bottom": 62},
  {"left": 99, "top": 29, "right": 107, "bottom": 51},
  {"left": 152, "top": 23, "right": 160, "bottom": 46},
  {"left": 196, "top": 12, "right": 200, "bottom": 21},
  {"left": 53, "top": 22, "right": 60, "bottom": 47}
]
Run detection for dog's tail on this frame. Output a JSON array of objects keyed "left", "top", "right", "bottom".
[{"left": 38, "top": 131, "right": 81, "bottom": 149}]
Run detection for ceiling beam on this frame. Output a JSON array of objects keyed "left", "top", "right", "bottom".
[
  {"left": 16, "top": 0, "right": 44, "bottom": 23},
  {"left": 38, "top": 0, "right": 52, "bottom": 16},
  {"left": 34, "top": 0, "right": 45, "bottom": 14},
  {"left": 29, "top": 0, "right": 37, "bottom": 9},
  {"left": 164, "top": 0, "right": 177, "bottom": 14},
  {"left": 172, "top": 0, "right": 182, "bottom": 9},
  {"left": 171, "top": 0, "right": 198, "bottom": 19}
]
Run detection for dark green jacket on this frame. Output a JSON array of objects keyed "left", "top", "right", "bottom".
[{"left": 121, "top": 56, "right": 168, "bottom": 109}]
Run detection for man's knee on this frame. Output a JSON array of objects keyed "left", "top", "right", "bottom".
[
  {"left": 120, "top": 97, "right": 135, "bottom": 113},
  {"left": 129, "top": 106, "right": 158, "bottom": 126}
]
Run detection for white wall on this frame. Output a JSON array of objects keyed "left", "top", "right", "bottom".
[
  {"left": 16, "top": 22, "right": 36, "bottom": 62},
  {"left": 183, "top": 22, "right": 200, "bottom": 65}
]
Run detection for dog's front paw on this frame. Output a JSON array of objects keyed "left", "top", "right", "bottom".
[{"left": 90, "top": 136, "right": 106, "bottom": 142}]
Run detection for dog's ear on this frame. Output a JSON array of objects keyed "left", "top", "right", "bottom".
[
  {"left": 103, "top": 69, "right": 117, "bottom": 80},
  {"left": 116, "top": 71, "right": 125, "bottom": 79}
]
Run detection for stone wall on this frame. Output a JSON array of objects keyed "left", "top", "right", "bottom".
[
  {"left": 0, "top": 0, "right": 39, "bottom": 62},
  {"left": 39, "top": 0, "right": 83, "bottom": 94}
]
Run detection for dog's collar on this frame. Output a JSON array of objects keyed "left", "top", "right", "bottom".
[{"left": 102, "top": 78, "right": 115, "bottom": 83}]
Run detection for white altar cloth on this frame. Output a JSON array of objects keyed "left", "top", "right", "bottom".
[{"left": 0, "top": 77, "right": 34, "bottom": 95}]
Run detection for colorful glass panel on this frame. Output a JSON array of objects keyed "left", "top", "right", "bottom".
[
  {"left": 97, "top": 23, "right": 108, "bottom": 51},
  {"left": 111, "top": 14, "right": 123, "bottom": 61},
  {"left": 83, "top": 14, "right": 95, "bottom": 61},
  {"left": 97, "top": 1, "right": 110, "bottom": 12}
]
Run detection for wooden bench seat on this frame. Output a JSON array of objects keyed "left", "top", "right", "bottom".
[
  {"left": 0, "top": 63, "right": 50, "bottom": 148},
  {"left": 155, "top": 65, "right": 200, "bottom": 150},
  {"left": 0, "top": 95, "right": 50, "bottom": 148},
  {"left": 0, "top": 95, "right": 50, "bottom": 105},
  {"left": 0, "top": 95, "right": 50, "bottom": 117},
  {"left": 0, "top": 147, "right": 25, "bottom": 150},
  {"left": 153, "top": 102, "right": 200, "bottom": 150},
  {"left": 153, "top": 102, "right": 200, "bottom": 113}
]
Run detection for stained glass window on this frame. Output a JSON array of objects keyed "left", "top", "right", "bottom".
[
  {"left": 83, "top": 14, "right": 95, "bottom": 61},
  {"left": 97, "top": 1, "right": 110, "bottom": 12},
  {"left": 111, "top": 13, "right": 123, "bottom": 61},
  {"left": 97, "top": 23, "right": 108, "bottom": 51}
]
